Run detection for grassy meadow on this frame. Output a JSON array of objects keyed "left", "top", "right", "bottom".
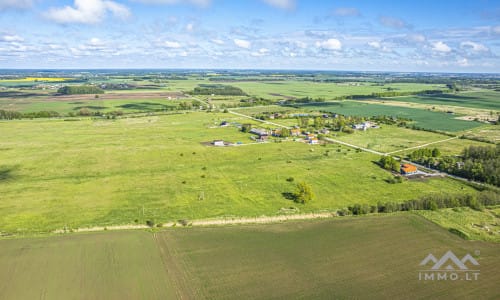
[
  {"left": 300, "top": 101, "right": 483, "bottom": 132},
  {"left": 0, "top": 112, "right": 476, "bottom": 235},
  {"left": 1, "top": 214, "right": 498, "bottom": 299}
]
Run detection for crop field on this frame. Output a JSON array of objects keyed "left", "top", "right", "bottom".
[
  {"left": 0, "top": 230, "right": 177, "bottom": 299},
  {"left": 415, "top": 207, "right": 500, "bottom": 243},
  {"left": 396, "top": 137, "right": 493, "bottom": 156},
  {"left": 1, "top": 215, "right": 498, "bottom": 299},
  {"left": 299, "top": 101, "right": 483, "bottom": 132},
  {"left": 0, "top": 112, "right": 476, "bottom": 235},
  {"left": 385, "top": 90, "right": 500, "bottom": 111},
  {"left": 228, "top": 81, "right": 446, "bottom": 100}
]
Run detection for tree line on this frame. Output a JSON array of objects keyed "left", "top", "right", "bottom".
[
  {"left": 338, "top": 190, "right": 500, "bottom": 216},
  {"left": 57, "top": 85, "right": 104, "bottom": 95},
  {"left": 191, "top": 84, "right": 247, "bottom": 96},
  {"left": 407, "top": 145, "right": 500, "bottom": 187}
]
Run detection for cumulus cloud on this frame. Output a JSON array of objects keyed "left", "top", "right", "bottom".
[
  {"left": 44, "top": 0, "right": 131, "bottom": 24},
  {"left": 134, "top": 0, "right": 211, "bottom": 6},
  {"left": 457, "top": 58, "right": 469, "bottom": 67},
  {"left": 234, "top": 39, "right": 251, "bottom": 49},
  {"left": 261, "top": 0, "right": 295, "bottom": 10},
  {"left": 251, "top": 48, "right": 269, "bottom": 57},
  {"left": 0, "top": 0, "right": 33, "bottom": 10},
  {"left": 315, "top": 38, "right": 342, "bottom": 50},
  {"left": 163, "top": 41, "right": 182, "bottom": 48},
  {"left": 432, "top": 41, "right": 451, "bottom": 53},
  {"left": 1, "top": 34, "right": 24, "bottom": 42},
  {"left": 211, "top": 39, "right": 225, "bottom": 45},
  {"left": 333, "top": 7, "right": 360, "bottom": 17},
  {"left": 460, "top": 41, "right": 488, "bottom": 52},
  {"left": 368, "top": 41, "right": 381, "bottom": 49},
  {"left": 379, "top": 16, "right": 410, "bottom": 29}
]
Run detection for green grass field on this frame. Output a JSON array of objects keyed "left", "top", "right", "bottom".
[
  {"left": 0, "top": 112, "right": 476, "bottom": 235},
  {"left": 1, "top": 214, "right": 498, "bottom": 299},
  {"left": 385, "top": 90, "right": 500, "bottom": 111},
  {"left": 299, "top": 101, "right": 483, "bottom": 132},
  {"left": 415, "top": 206, "right": 500, "bottom": 242}
]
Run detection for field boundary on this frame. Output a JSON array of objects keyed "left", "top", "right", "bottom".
[{"left": 53, "top": 212, "right": 337, "bottom": 234}]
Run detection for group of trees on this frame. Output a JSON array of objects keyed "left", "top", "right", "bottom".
[
  {"left": 191, "top": 84, "right": 247, "bottom": 96},
  {"left": 57, "top": 85, "right": 104, "bottom": 95},
  {"left": 0, "top": 109, "right": 60, "bottom": 119},
  {"left": 379, "top": 155, "right": 400, "bottom": 172},
  {"left": 339, "top": 191, "right": 500, "bottom": 216},
  {"left": 406, "top": 145, "right": 500, "bottom": 187}
]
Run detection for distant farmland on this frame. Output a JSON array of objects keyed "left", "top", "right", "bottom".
[
  {"left": 299, "top": 101, "right": 483, "bottom": 132},
  {"left": 0, "top": 215, "right": 498, "bottom": 299}
]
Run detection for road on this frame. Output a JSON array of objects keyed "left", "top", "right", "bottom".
[
  {"left": 323, "top": 137, "right": 385, "bottom": 155},
  {"left": 228, "top": 110, "right": 291, "bottom": 128},
  {"left": 386, "top": 136, "right": 458, "bottom": 155}
]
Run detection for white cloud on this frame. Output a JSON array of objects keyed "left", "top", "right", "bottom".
[
  {"left": 0, "top": 0, "right": 33, "bottom": 10},
  {"left": 234, "top": 39, "right": 251, "bottom": 49},
  {"left": 368, "top": 41, "right": 381, "bottom": 49},
  {"left": 333, "top": 7, "right": 360, "bottom": 17},
  {"left": 186, "top": 23, "right": 194, "bottom": 32},
  {"left": 211, "top": 39, "right": 225, "bottom": 45},
  {"left": 261, "top": 0, "right": 295, "bottom": 10},
  {"left": 379, "top": 16, "right": 409, "bottom": 29},
  {"left": 251, "top": 48, "right": 269, "bottom": 57},
  {"left": 406, "top": 34, "right": 426, "bottom": 43},
  {"left": 44, "top": 0, "right": 131, "bottom": 24},
  {"left": 460, "top": 41, "right": 488, "bottom": 52},
  {"left": 315, "top": 38, "right": 342, "bottom": 50},
  {"left": 163, "top": 41, "right": 182, "bottom": 48},
  {"left": 457, "top": 58, "right": 469, "bottom": 67},
  {"left": 134, "top": 0, "right": 211, "bottom": 7},
  {"left": 1, "top": 35, "right": 24, "bottom": 42},
  {"left": 432, "top": 41, "right": 451, "bottom": 53},
  {"left": 294, "top": 41, "right": 307, "bottom": 49}
]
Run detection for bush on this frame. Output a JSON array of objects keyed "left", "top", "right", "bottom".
[{"left": 146, "top": 220, "right": 154, "bottom": 227}]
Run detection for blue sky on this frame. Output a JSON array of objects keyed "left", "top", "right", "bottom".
[{"left": 0, "top": 0, "right": 499, "bottom": 72}]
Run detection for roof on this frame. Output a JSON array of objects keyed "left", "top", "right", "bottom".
[{"left": 401, "top": 164, "right": 417, "bottom": 173}]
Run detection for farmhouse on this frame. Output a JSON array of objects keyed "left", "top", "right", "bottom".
[
  {"left": 352, "top": 121, "right": 377, "bottom": 131},
  {"left": 309, "top": 137, "right": 319, "bottom": 144},
  {"left": 400, "top": 163, "right": 418, "bottom": 175},
  {"left": 250, "top": 128, "right": 269, "bottom": 137},
  {"left": 213, "top": 140, "right": 225, "bottom": 146},
  {"left": 291, "top": 128, "right": 301, "bottom": 136}
]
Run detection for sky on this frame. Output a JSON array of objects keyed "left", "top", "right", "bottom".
[{"left": 0, "top": 0, "right": 499, "bottom": 72}]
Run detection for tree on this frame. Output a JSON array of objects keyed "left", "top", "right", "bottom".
[
  {"left": 379, "top": 155, "right": 400, "bottom": 172},
  {"left": 313, "top": 116, "right": 324, "bottom": 129},
  {"left": 241, "top": 123, "right": 252, "bottom": 133},
  {"left": 294, "top": 182, "right": 314, "bottom": 204},
  {"left": 298, "top": 117, "right": 309, "bottom": 128},
  {"left": 281, "top": 127, "right": 291, "bottom": 137},
  {"left": 432, "top": 148, "right": 441, "bottom": 157}
]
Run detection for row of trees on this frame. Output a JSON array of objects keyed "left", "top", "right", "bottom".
[
  {"left": 406, "top": 145, "right": 500, "bottom": 187},
  {"left": 191, "top": 84, "right": 247, "bottom": 96},
  {"left": 0, "top": 109, "right": 60, "bottom": 119},
  {"left": 339, "top": 191, "right": 500, "bottom": 216},
  {"left": 57, "top": 85, "right": 104, "bottom": 95}
]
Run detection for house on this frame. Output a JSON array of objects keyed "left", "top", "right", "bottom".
[
  {"left": 213, "top": 140, "right": 225, "bottom": 147},
  {"left": 306, "top": 133, "right": 316, "bottom": 140},
  {"left": 250, "top": 128, "right": 269, "bottom": 137},
  {"left": 352, "top": 122, "right": 373, "bottom": 131},
  {"left": 320, "top": 128, "right": 330, "bottom": 134},
  {"left": 401, "top": 163, "right": 418, "bottom": 175},
  {"left": 257, "top": 135, "right": 269, "bottom": 142},
  {"left": 272, "top": 129, "right": 282, "bottom": 137},
  {"left": 291, "top": 128, "right": 301, "bottom": 136},
  {"left": 309, "top": 137, "right": 319, "bottom": 144}
]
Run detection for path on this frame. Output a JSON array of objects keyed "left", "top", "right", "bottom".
[
  {"left": 323, "top": 137, "right": 385, "bottom": 155},
  {"left": 228, "top": 110, "right": 291, "bottom": 128},
  {"left": 386, "top": 136, "right": 458, "bottom": 155}
]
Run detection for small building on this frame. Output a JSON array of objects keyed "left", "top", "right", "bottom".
[
  {"left": 250, "top": 128, "right": 269, "bottom": 137},
  {"left": 272, "top": 129, "right": 282, "bottom": 137},
  {"left": 291, "top": 128, "right": 301, "bottom": 136},
  {"left": 306, "top": 133, "right": 316, "bottom": 140},
  {"left": 220, "top": 121, "right": 229, "bottom": 127},
  {"left": 309, "top": 137, "right": 319, "bottom": 144},
  {"left": 401, "top": 163, "right": 418, "bottom": 175},
  {"left": 213, "top": 140, "right": 225, "bottom": 147}
]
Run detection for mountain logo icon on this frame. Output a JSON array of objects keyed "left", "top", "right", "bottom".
[{"left": 420, "top": 251, "right": 479, "bottom": 270}]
